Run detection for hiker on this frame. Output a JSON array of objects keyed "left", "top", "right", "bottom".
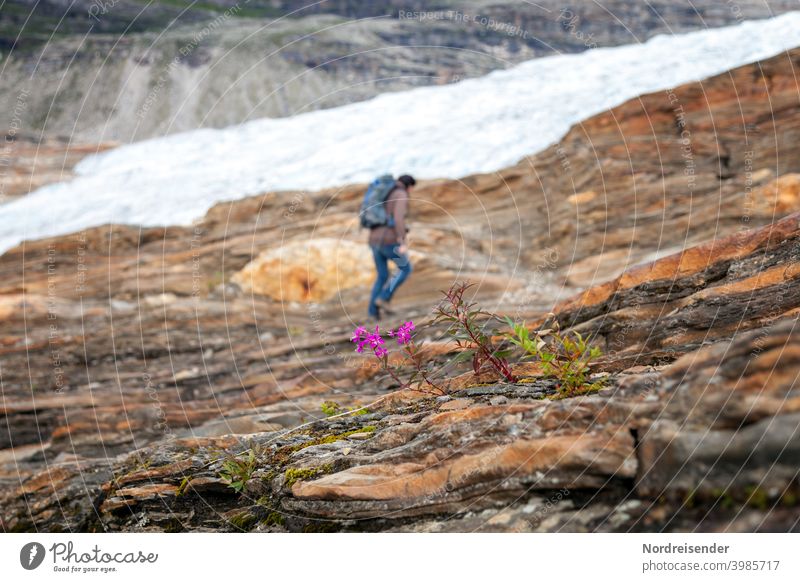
[{"left": 359, "top": 174, "right": 416, "bottom": 320}]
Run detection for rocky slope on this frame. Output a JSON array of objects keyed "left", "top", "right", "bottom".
[
  {"left": 2, "top": 0, "right": 798, "bottom": 142},
  {"left": 7, "top": 0, "right": 797, "bottom": 49},
  {"left": 1, "top": 48, "right": 800, "bottom": 532},
  {"left": 0, "top": 131, "right": 116, "bottom": 204}
]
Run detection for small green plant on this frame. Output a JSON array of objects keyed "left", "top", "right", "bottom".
[
  {"left": 320, "top": 401, "right": 370, "bottom": 417},
  {"left": 284, "top": 465, "right": 332, "bottom": 488},
  {"left": 320, "top": 401, "right": 340, "bottom": 417},
  {"left": 744, "top": 485, "right": 769, "bottom": 510},
  {"left": 781, "top": 490, "right": 798, "bottom": 507},
  {"left": 505, "top": 316, "right": 603, "bottom": 397},
  {"left": 218, "top": 448, "right": 259, "bottom": 493},
  {"left": 261, "top": 511, "right": 286, "bottom": 527},
  {"left": 228, "top": 510, "right": 257, "bottom": 531},
  {"left": 176, "top": 476, "right": 191, "bottom": 497}
]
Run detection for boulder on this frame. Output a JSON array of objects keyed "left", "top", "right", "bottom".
[{"left": 232, "top": 238, "right": 373, "bottom": 302}]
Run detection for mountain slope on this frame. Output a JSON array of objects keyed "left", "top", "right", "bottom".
[
  {"left": 1, "top": 47, "right": 800, "bottom": 532},
  {"left": 1, "top": 1, "right": 798, "bottom": 141},
  {"left": 4, "top": 12, "right": 800, "bottom": 252}
]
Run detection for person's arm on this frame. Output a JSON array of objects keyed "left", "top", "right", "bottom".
[{"left": 392, "top": 188, "right": 408, "bottom": 246}]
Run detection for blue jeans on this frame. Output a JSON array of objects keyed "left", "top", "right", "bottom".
[{"left": 368, "top": 244, "right": 412, "bottom": 317}]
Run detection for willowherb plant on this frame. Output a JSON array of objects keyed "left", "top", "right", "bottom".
[
  {"left": 351, "top": 321, "right": 444, "bottom": 395},
  {"left": 505, "top": 316, "right": 603, "bottom": 397},
  {"left": 433, "top": 282, "right": 517, "bottom": 383},
  {"left": 218, "top": 447, "right": 259, "bottom": 493}
]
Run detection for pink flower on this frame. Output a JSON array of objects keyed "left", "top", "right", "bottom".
[
  {"left": 351, "top": 324, "right": 388, "bottom": 358},
  {"left": 351, "top": 326, "right": 370, "bottom": 353},
  {"left": 350, "top": 326, "right": 367, "bottom": 343},
  {"left": 389, "top": 321, "right": 415, "bottom": 345}
]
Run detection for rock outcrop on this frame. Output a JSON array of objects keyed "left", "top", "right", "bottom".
[
  {"left": 3, "top": 214, "right": 798, "bottom": 532},
  {"left": 1, "top": 48, "right": 800, "bottom": 532},
  {"left": 232, "top": 239, "right": 376, "bottom": 303},
  {"left": 0, "top": 132, "right": 116, "bottom": 203}
]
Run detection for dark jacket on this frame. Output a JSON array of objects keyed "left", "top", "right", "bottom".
[{"left": 368, "top": 183, "right": 409, "bottom": 246}]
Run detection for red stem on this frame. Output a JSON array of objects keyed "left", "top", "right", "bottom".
[
  {"left": 459, "top": 309, "right": 516, "bottom": 383},
  {"left": 380, "top": 347, "right": 444, "bottom": 396}
]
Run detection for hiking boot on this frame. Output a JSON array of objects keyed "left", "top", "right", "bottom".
[{"left": 374, "top": 298, "right": 395, "bottom": 315}]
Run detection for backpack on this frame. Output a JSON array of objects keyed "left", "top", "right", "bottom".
[{"left": 359, "top": 174, "right": 397, "bottom": 228}]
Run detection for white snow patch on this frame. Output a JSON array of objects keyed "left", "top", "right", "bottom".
[{"left": 3, "top": 13, "right": 800, "bottom": 252}]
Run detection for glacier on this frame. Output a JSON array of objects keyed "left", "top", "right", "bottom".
[{"left": 3, "top": 12, "right": 800, "bottom": 253}]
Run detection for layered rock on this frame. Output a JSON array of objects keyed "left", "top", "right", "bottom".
[
  {"left": 2, "top": 49, "right": 800, "bottom": 532},
  {"left": 554, "top": 212, "right": 800, "bottom": 359},
  {"left": 2, "top": 208, "right": 798, "bottom": 532},
  {"left": 0, "top": 132, "right": 116, "bottom": 203},
  {"left": 232, "top": 239, "right": 376, "bottom": 303},
  {"left": 492, "top": 47, "right": 800, "bottom": 286}
]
